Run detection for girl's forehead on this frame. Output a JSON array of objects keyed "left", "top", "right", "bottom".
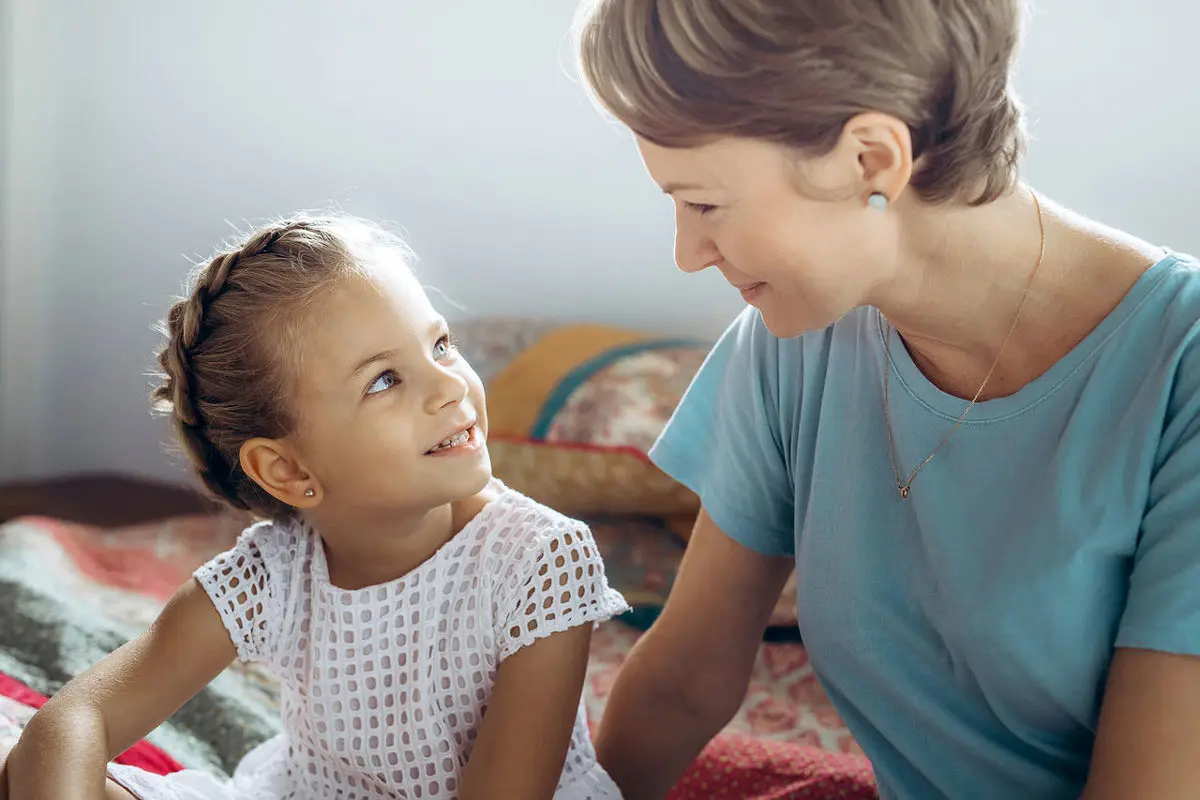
[{"left": 309, "top": 271, "right": 437, "bottom": 352}]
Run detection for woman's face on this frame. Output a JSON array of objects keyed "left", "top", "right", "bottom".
[{"left": 636, "top": 135, "right": 901, "bottom": 338}]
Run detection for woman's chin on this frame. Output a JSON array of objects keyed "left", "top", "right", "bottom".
[{"left": 758, "top": 303, "right": 842, "bottom": 340}]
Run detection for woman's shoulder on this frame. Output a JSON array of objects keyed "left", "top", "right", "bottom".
[
  {"left": 1111, "top": 252, "right": 1200, "bottom": 363},
  {"left": 1147, "top": 251, "right": 1200, "bottom": 312},
  {"left": 1139, "top": 252, "right": 1200, "bottom": 405}
]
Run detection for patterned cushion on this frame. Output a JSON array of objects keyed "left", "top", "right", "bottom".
[
  {"left": 455, "top": 318, "right": 708, "bottom": 516},
  {"left": 667, "top": 732, "right": 876, "bottom": 799}
]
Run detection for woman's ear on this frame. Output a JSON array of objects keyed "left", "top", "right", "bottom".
[
  {"left": 840, "top": 112, "right": 915, "bottom": 204},
  {"left": 239, "top": 438, "right": 322, "bottom": 509}
]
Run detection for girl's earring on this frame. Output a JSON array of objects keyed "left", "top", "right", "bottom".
[
  {"left": 304, "top": 488, "right": 315, "bottom": 498},
  {"left": 868, "top": 192, "right": 889, "bottom": 211}
]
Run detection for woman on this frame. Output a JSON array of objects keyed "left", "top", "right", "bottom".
[{"left": 573, "top": 1, "right": 1200, "bottom": 799}]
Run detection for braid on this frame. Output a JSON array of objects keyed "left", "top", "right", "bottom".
[{"left": 151, "top": 227, "right": 289, "bottom": 512}]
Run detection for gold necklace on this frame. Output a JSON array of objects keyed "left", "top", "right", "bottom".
[{"left": 881, "top": 190, "right": 1046, "bottom": 500}]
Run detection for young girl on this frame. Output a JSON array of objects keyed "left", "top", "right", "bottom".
[{"left": 0, "top": 214, "right": 629, "bottom": 799}]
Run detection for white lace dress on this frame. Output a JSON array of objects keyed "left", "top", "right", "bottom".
[{"left": 108, "top": 488, "right": 629, "bottom": 800}]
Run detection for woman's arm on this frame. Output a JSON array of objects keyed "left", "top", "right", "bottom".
[
  {"left": 458, "top": 624, "right": 594, "bottom": 799},
  {"left": 1080, "top": 648, "right": 1200, "bottom": 799},
  {"left": 1082, "top": 342, "right": 1200, "bottom": 798},
  {"left": 595, "top": 509, "right": 795, "bottom": 800},
  {"left": 4, "top": 578, "right": 236, "bottom": 799}
]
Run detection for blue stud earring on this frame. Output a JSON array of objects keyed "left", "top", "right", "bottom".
[{"left": 868, "top": 192, "right": 888, "bottom": 211}]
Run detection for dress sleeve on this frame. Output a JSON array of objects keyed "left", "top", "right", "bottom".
[
  {"left": 1117, "top": 341, "right": 1200, "bottom": 655},
  {"left": 193, "top": 523, "right": 278, "bottom": 663},
  {"left": 649, "top": 306, "right": 796, "bottom": 556},
  {"left": 495, "top": 519, "right": 629, "bottom": 661}
]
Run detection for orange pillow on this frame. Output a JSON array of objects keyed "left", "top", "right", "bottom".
[{"left": 455, "top": 319, "right": 708, "bottom": 516}]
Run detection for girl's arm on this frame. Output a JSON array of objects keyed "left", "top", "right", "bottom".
[
  {"left": 457, "top": 623, "right": 595, "bottom": 800},
  {"left": 4, "top": 578, "right": 236, "bottom": 799}
]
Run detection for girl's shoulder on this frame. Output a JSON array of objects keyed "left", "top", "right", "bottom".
[
  {"left": 198, "top": 516, "right": 312, "bottom": 583},
  {"left": 473, "top": 486, "right": 598, "bottom": 577},
  {"left": 480, "top": 485, "right": 588, "bottom": 544},
  {"left": 192, "top": 517, "right": 312, "bottom": 664},
  {"left": 478, "top": 487, "right": 629, "bottom": 658}
]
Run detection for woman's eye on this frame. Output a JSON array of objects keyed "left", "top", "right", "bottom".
[
  {"left": 366, "top": 370, "right": 399, "bottom": 395},
  {"left": 684, "top": 201, "right": 717, "bottom": 215}
]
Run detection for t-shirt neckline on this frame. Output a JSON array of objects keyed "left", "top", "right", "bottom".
[{"left": 877, "top": 253, "right": 1183, "bottom": 423}]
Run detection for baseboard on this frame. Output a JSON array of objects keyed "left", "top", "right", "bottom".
[{"left": 0, "top": 472, "right": 216, "bottom": 526}]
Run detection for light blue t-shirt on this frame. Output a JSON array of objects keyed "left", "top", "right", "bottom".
[{"left": 650, "top": 253, "right": 1200, "bottom": 799}]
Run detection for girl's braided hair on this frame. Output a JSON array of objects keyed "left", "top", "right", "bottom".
[{"left": 150, "top": 213, "right": 409, "bottom": 518}]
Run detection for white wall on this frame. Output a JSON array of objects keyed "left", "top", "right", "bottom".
[
  {"left": 0, "top": 1, "right": 1197, "bottom": 483},
  {"left": 0, "top": 0, "right": 10, "bottom": 477},
  {"left": 0, "top": 0, "right": 61, "bottom": 481}
]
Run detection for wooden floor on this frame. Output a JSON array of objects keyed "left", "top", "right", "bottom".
[{"left": 0, "top": 475, "right": 215, "bottom": 527}]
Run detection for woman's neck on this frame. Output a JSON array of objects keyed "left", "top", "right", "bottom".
[{"left": 868, "top": 185, "right": 1159, "bottom": 400}]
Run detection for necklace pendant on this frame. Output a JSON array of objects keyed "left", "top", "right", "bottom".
[{"left": 899, "top": 484, "right": 910, "bottom": 500}]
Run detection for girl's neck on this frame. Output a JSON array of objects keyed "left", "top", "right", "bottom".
[{"left": 308, "top": 483, "right": 502, "bottom": 590}]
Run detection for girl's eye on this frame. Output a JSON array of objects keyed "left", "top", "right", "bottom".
[
  {"left": 684, "top": 201, "right": 717, "bottom": 216},
  {"left": 434, "top": 333, "right": 458, "bottom": 359},
  {"left": 366, "top": 370, "right": 399, "bottom": 396}
]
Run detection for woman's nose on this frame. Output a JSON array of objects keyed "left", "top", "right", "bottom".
[{"left": 673, "top": 209, "right": 720, "bottom": 274}]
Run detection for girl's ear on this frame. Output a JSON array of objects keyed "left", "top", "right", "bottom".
[{"left": 240, "top": 438, "right": 322, "bottom": 508}]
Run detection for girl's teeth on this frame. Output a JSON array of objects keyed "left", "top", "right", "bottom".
[{"left": 430, "top": 429, "right": 470, "bottom": 452}]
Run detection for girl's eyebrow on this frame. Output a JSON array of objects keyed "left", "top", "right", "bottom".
[
  {"left": 348, "top": 348, "right": 396, "bottom": 380},
  {"left": 346, "top": 319, "right": 447, "bottom": 380}
]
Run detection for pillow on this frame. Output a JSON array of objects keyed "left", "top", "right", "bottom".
[
  {"left": 668, "top": 732, "right": 877, "bottom": 800},
  {"left": 454, "top": 318, "right": 709, "bottom": 515}
]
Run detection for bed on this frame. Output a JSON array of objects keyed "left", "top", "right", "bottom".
[{"left": 0, "top": 476, "right": 875, "bottom": 798}]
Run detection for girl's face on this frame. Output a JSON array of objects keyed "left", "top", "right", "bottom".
[
  {"left": 287, "top": 252, "right": 492, "bottom": 515},
  {"left": 636, "top": 135, "right": 901, "bottom": 338}
]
